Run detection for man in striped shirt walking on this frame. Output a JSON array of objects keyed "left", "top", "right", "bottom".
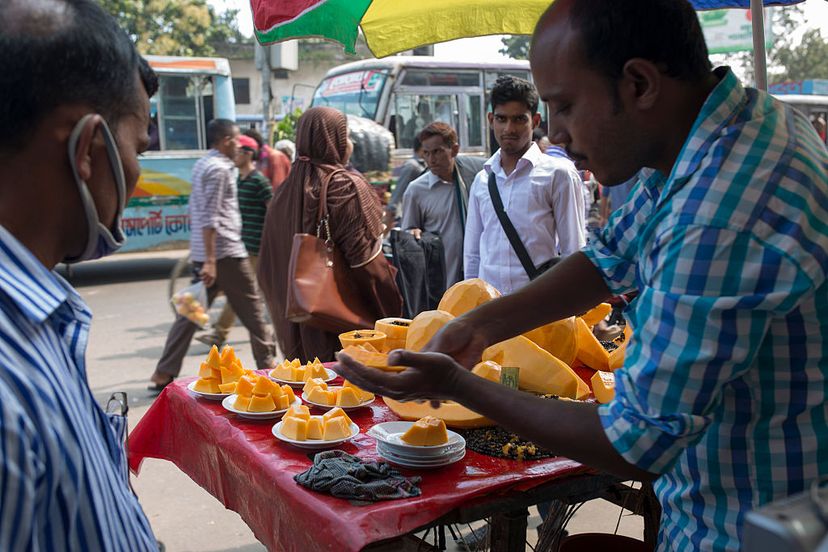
[
  {"left": 150, "top": 121, "right": 275, "bottom": 389},
  {"left": 0, "top": 0, "right": 160, "bottom": 548},
  {"left": 334, "top": 1, "right": 828, "bottom": 551},
  {"left": 197, "top": 134, "right": 273, "bottom": 347}
]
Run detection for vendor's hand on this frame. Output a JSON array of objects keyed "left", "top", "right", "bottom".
[
  {"left": 334, "top": 350, "right": 464, "bottom": 403},
  {"left": 200, "top": 260, "right": 217, "bottom": 287},
  {"left": 408, "top": 228, "right": 423, "bottom": 240},
  {"left": 422, "top": 317, "right": 489, "bottom": 370}
]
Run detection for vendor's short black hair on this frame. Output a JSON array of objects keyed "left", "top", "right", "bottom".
[
  {"left": 490, "top": 75, "right": 540, "bottom": 115},
  {"left": 0, "top": 0, "right": 144, "bottom": 154},
  {"left": 566, "top": 0, "right": 711, "bottom": 82},
  {"left": 207, "top": 119, "right": 238, "bottom": 147}
]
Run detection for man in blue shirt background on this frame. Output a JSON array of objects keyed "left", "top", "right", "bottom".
[{"left": 0, "top": 0, "right": 160, "bottom": 548}]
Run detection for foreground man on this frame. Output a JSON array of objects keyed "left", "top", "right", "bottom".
[
  {"left": 0, "top": 0, "right": 159, "bottom": 548},
  {"left": 336, "top": 1, "right": 828, "bottom": 550}
]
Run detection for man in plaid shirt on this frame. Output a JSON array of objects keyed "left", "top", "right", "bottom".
[{"left": 334, "top": 1, "right": 828, "bottom": 550}]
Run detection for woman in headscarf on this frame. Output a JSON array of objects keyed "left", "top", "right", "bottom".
[{"left": 258, "top": 107, "right": 402, "bottom": 362}]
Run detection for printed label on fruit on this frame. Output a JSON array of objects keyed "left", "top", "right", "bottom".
[{"left": 500, "top": 366, "right": 520, "bottom": 390}]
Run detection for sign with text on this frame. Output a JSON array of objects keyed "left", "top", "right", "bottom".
[{"left": 698, "top": 8, "right": 774, "bottom": 54}]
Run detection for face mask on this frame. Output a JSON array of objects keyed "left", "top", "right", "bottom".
[{"left": 63, "top": 114, "right": 127, "bottom": 263}]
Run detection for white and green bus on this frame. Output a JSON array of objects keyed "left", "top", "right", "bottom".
[
  {"left": 310, "top": 56, "right": 544, "bottom": 164},
  {"left": 124, "top": 55, "right": 236, "bottom": 252}
]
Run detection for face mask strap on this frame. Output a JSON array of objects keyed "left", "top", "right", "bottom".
[{"left": 63, "top": 114, "right": 128, "bottom": 263}]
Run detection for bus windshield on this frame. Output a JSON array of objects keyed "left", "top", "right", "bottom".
[{"left": 312, "top": 70, "right": 387, "bottom": 119}]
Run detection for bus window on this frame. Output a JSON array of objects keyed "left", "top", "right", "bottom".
[
  {"left": 393, "top": 94, "right": 458, "bottom": 148},
  {"left": 312, "top": 70, "right": 386, "bottom": 119},
  {"left": 400, "top": 70, "right": 480, "bottom": 87},
  {"left": 465, "top": 95, "right": 483, "bottom": 148},
  {"left": 156, "top": 76, "right": 200, "bottom": 150}
]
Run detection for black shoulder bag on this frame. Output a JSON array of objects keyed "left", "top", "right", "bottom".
[{"left": 487, "top": 172, "right": 559, "bottom": 280}]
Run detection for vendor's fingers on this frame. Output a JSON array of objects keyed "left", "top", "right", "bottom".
[
  {"left": 333, "top": 352, "right": 397, "bottom": 394},
  {"left": 387, "top": 349, "right": 457, "bottom": 371}
]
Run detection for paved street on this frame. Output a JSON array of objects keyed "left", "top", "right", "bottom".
[{"left": 65, "top": 251, "right": 642, "bottom": 552}]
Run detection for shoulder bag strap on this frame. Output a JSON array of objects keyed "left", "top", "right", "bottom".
[
  {"left": 487, "top": 171, "right": 538, "bottom": 280},
  {"left": 315, "top": 168, "right": 347, "bottom": 242}
]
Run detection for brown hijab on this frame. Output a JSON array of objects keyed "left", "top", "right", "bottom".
[{"left": 258, "top": 107, "right": 402, "bottom": 362}]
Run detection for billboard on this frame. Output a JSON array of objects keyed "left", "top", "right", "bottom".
[{"left": 698, "top": 8, "right": 774, "bottom": 54}]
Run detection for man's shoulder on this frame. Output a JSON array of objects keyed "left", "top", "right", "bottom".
[
  {"left": 404, "top": 172, "right": 432, "bottom": 196},
  {"left": 534, "top": 152, "right": 579, "bottom": 174},
  {"left": 456, "top": 155, "right": 486, "bottom": 172},
  {"left": 244, "top": 170, "right": 271, "bottom": 187}
]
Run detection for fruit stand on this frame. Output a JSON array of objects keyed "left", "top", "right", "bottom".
[{"left": 129, "top": 369, "right": 659, "bottom": 552}]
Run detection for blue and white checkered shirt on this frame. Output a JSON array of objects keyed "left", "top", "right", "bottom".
[
  {"left": 585, "top": 68, "right": 828, "bottom": 551},
  {"left": 0, "top": 225, "right": 157, "bottom": 551}
]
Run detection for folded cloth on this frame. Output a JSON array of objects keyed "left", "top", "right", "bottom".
[{"left": 295, "top": 450, "right": 421, "bottom": 501}]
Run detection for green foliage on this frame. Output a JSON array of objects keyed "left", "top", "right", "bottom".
[
  {"left": 718, "top": 6, "right": 828, "bottom": 83},
  {"left": 499, "top": 35, "right": 530, "bottom": 60},
  {"left": 275, "top": 109, "right": 304, "bottom": 143},
  {"left": 771, "top": 28, "right": 828, "bottom": 81},
  {"left": 98, "top": 0, "right": 248, "bottom": 57}
]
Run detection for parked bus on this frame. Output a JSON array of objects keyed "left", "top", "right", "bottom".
[
  {"left": 123, "top": 55, "right": 235, "bottom": 252},
  {"left": 770, "top": 79, "right": 828, "bottom": 146},
  {"left": 310, "top": 56, "right": 545, "bottom": 165}
]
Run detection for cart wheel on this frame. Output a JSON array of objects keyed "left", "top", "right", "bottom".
[{"left": 167, "top": 255, "right": 193, "bottom": 317}]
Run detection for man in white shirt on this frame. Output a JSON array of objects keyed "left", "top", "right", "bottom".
[{"left": 465, "top": 76, "right": 585, "bottom": 295}]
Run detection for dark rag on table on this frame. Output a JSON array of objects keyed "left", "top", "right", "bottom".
[{"left": 294, "top": 450, "right": 421, "bottom": 501}]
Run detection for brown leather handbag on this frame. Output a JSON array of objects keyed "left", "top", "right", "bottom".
[{"left": 285, "top": 170, "right": 375, "bottom": 333}]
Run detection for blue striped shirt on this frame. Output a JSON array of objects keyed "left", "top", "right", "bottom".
[
  {"left": 585, "top": 68, "right": 828, "bottom": 551},
  {"left": 0, "top": 225, "right": 157, "bottom": 551}
]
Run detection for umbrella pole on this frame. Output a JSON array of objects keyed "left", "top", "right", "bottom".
[{"left": 750, "top": 0, "right": 768, "bottom": 91}]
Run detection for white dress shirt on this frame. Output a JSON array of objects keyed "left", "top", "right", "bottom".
[{"left": 464, "top": 143, "right": 586, "bottom": 295}]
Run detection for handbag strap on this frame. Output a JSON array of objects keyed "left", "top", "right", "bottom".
[
  {"left": 315, "top": 168, "right": 347, "bottom": 243},
  {"left": 487, "top": 171, "right": 539, "bottom": 280}
]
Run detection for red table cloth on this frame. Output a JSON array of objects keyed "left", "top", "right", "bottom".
[{"left": 129, "top": 374, "right": 590, "bottom": 551}]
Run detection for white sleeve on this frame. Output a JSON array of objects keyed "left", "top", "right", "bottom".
[
  {"left": 463, "top": 172, "right": 485, "bottom": 278},
  {"left": 549, "top": 168, "right": 587, "bottom": 256}
]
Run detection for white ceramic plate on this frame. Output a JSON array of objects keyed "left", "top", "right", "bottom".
[
  {"left": 378, "top": 447, "right": 466, "bottom": 469},
  {"left": 268, "top": 368, "right": 337, "bottom": 388},
  {"left": 221, "top": 395, "right": 302, "bottom": 420},
  {"left": 368, "top": 421, "right": 466, "bottom": 457},
  {"left": 187, "top": 380, "right": 231, "bottom": 401},
  {"left": 301, "top": 389, "right": 375, "bottom": 411},
  {"left": 271, "top": 420, "right": 360, "bottom": 450}
]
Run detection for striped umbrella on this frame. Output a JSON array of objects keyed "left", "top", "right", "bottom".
[{"left": 250, "top": 0, "right": 807, "bottom": 88}]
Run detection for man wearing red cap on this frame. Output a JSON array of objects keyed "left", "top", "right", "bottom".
[{"left": 197, "top": 134, "right": 273, "bottom": 347}]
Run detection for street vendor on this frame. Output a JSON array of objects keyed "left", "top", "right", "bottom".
[{"left": 334, "top": 1, "right": 828, "bottom": 551}]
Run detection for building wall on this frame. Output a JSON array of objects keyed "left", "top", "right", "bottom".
[{"left": 227, "top": 45, "right": 366, "bottom": 120}]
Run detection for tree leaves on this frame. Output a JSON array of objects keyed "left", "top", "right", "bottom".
[{"left": 98, "top": 0, "right": 248, "bottom": 56}]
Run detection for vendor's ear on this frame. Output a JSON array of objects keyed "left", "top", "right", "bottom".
[{"left": 72, "top": 114, "right": 105, "bottom": 182}]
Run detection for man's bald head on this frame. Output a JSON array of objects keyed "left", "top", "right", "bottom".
[
  {"left": 532, "top": 0, "right": 711, "bottom": 84},
  {"left": 0, "top": 0, "right": 148, "bottom": 154}
]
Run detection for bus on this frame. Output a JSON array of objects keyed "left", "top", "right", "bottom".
[
  {"left": 122, "top": 55, "right": 236, "bottom": 252},
  {"left": 770, "top": 80, "right": 828, "bottom": 147},
  {"left": 310, "top": 56, "right": 544, "bottom": 165}
]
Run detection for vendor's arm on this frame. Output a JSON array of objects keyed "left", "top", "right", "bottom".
[
  {"left": 336, "top": 350, "right": 653, "bottom": 480},
  {"left": 430, "top": 172, "right": 651, "bottom": 367}
]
